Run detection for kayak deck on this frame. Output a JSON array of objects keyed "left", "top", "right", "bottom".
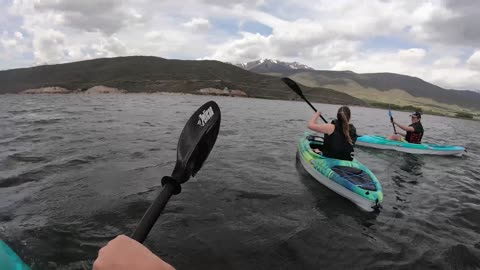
[{"left": 0, "top": 240, "right": 31, "bottom": 270}]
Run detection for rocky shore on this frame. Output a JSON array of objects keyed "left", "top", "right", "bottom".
[
  {"left": 198, "top": 88, "right": 248, "bottom": 97},
  {"left": 21, "top": 85, "right": 127, "bottom": 94},
  {"left": 20, "top": 86, "right": 248, "bottom": 98},
  {"left": 22, "top": 87, "right": 72, "bottom": 94}
]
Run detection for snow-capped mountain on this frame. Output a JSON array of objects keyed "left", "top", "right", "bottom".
[{"left": 235, "top": 59, "right": 314, "bottom": 73}]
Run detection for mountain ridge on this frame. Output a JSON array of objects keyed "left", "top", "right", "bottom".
[
  {"left": 235, "top": 59, "right": 314, "bottom": 74},
  {"left": 236, "top": 59, "right": 480, "bottom": 111},
  {"left": 0, "top": 56, "right": 365, "bottom": 106}
]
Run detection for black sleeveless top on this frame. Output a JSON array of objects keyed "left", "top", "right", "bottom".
[
  {"left": 405, "top": 122, "right": 423, "bottom": 144},
  {"left": 323, "top": 120, "right": 356, "bottom": 161}
]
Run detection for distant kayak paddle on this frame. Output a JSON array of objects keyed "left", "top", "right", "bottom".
[
  {"left": 388, "top": 107, "right": 397, "bottom": 134},
  {"left": 281, "top": 77, "right": 327, "bottom": 123}
]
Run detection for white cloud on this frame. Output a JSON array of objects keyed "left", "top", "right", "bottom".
[
  {"left": 66, "top": 46, "right": 85, "bottom": 60},
  {"left": 202, "top": 0, "right": 267, "bottom": 8},
  {"left": 32, "top": 0, "right": 144, "bottom": 35},
  {"left": 1, "top": 37, "right": 19, "bottom": 50},
  {"left": 467, "top": 50, "right": 480, "bottom": 70},
  {"left": 203, "top": 1, "right": 426, "bottom": 65},
  {"left": 32, "top": 29, "right": 66, "bottom": 64},
  {"left": 433, "top": 57, "right": 460, "bottom": 68},
  {"left": 14, "top": 31, "right": 24, "bottom": 39},
  {"left": 331, "top": 48, "right": 480, "bottom": 90},
  {"left": 1, "top": 31, "right": 29, "bottom": 54},
  {"left": 409, "top": 0, "right": 480, "bottom": 47},
  {"left": 428, "top": 67, "right": 479, "bottom": 91},
  {"left": 206, "top": 32, "right": 272, "bottom": 63},
  {"left": 399, "top": 48, "right": 426, "bottom": 59},
  {"left": 2, "top": 0, "right": 480, "bottom": 90},
  {"left": 332, "top": 49, "right": 426, "bottom": 74},
  {"left": 145, "top": 31, "right": 163, "bottom": 40},
  {"left": 183, "top": 18, "right": 212, "bottom": 32},
  {"left": 91, "top": 36, "right": 130, "bottom": 58}
]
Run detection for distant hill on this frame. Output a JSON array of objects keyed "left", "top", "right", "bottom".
[
  {"left": 239, "top": 60, "right": 480, "bottom": 113},
  {"left": 0, "top": 56, "right": 365, "bottom": 106},
  {"left": 236, "top": 59, "right": 313, "bottom": 74}
]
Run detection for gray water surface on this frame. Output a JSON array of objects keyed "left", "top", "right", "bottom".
[{"left": 1, "top": 94, "right": 479, "bottom": 269}]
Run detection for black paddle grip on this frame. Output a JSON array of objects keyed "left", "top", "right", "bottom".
[
  {"left": 131, "top": 180, "right": 177, "bottom": 243},
  {"left": 161, "top": 176, "right": 181, "bottom": 195}
]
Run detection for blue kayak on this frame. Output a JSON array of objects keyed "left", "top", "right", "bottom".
[
  {"left": 356, "top": 135, "right": 465, "bottom": 156},
  {"left": 0, "top": 240, "right": 30, "bottom": 270}
]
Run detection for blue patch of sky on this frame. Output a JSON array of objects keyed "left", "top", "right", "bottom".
[
  {"left": 240, "top": 21, "right": 272, "bottom": 36},
  {"left": 0, "top": 0, "right": 33, "bottom": 70},
  {"left": 0, "top": 51, "right": 35, "bottom": 70},
  {"left": 258, "top": 1, "right": 313, "bottom": 21},
  {"left": 0, "top": 0, "right": 12, "bottom": 7},
  {"left": 209, "top": 17, "right": 240, "bottom": 36},
  {"left": 362, "top": 35, "right": 445, "bottom": 65},
  {"left": 458, "top": 48, "right": 475, "bottom": 62},
  {"left": 17, "top": 51, "right": 35, "bottom": 68},
  {"left": 0, "top": 1, "right": 24, "bottom": 36},
  {"left": 166, "top": 50, "right": 203, "bottom": 61},
  {"left": 362, "top": 36, "right": 422, "bottom": 51}
]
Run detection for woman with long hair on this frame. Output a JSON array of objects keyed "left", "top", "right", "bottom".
[{"left": 307, "top": 106, "right": 357, "bottom": 161}]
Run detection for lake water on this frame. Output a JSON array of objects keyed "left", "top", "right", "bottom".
[{"left": 1, "top": 94, "right": 479, "bottom": 269}]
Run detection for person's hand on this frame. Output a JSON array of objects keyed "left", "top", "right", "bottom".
[
  {"left": 315, "top": 111, "right": 322, "bottom": 117},
  {"left": 93, "top": 235, "right": 175, "bottom": 270}
]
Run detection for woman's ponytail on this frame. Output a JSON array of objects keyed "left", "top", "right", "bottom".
[{"left": 337, "top": 106, "right": 352, "bottom": 145}]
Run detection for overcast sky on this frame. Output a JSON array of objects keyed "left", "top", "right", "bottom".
[{"left": 1, "top": 0, "right": 480, "bottom": 90}]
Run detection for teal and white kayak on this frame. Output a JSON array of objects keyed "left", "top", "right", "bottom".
[
  {"left": 0, "top": 240, "right": 30, "bottom": 270},
  {"left": 356, "top": 135, "right": 465, "bottom": 156},
  {"left": 297, "top": 132, "right": 383, "bottom": 212}
]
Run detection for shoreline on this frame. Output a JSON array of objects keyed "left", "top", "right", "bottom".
[{"left": 4, "top": 89, "right": 478, "bottom": 121}]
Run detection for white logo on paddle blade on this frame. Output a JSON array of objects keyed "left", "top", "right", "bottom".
[{"left": 198, "top": 106, "right": 214, "bottom": 127}]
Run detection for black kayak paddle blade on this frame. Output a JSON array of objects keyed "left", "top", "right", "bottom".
[
  {"left": 171, "top": 100, "right": 221, "bottom": 184},
  {"left": 131, "top": 101, "right": 221, "bottom": 243},
  {"left": 281, "top": 77, "right": 304, "bottom": 98},
  {"left": 282, "top": 77, "right": 327, "bottom": 123}
]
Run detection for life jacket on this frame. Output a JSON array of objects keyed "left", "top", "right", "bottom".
[
  {"left": 405, "top": 122, "right": 424, "bottom": 144},
  {"left": 323, "top": 120, "right": 354, "bottom": 161}
]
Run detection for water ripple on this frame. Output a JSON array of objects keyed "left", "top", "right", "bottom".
[{"left": 0, "top": 94, "right": 479, "bottom": 269}]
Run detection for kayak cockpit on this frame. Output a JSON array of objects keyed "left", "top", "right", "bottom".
[{"left": 331, "top": 166, "right": 377, "bottom": 191}]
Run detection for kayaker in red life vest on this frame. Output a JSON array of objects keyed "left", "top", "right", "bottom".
[
  {"left": 308, "top": 106, "right": 357, "bottom": 161},
  {"left": 93, "top": 235, "right": 175, "bottom": 270},
  {"left": 387, "top": 111, "right": 424, "bottom": 143}
]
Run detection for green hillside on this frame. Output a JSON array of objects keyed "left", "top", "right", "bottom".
[{"left": 0, "top": 56, "right": 365, "bottom": 106}]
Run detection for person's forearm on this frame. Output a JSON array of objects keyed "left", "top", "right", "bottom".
[
  {"left": 309, "top": 114, "right": 319, "bottom": 126},
  {"left": 395, "top": 123, "right": 413, "bottom": 132},
  {"left": 93, "top": 235, "right": 175, "bottom": 270}
]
